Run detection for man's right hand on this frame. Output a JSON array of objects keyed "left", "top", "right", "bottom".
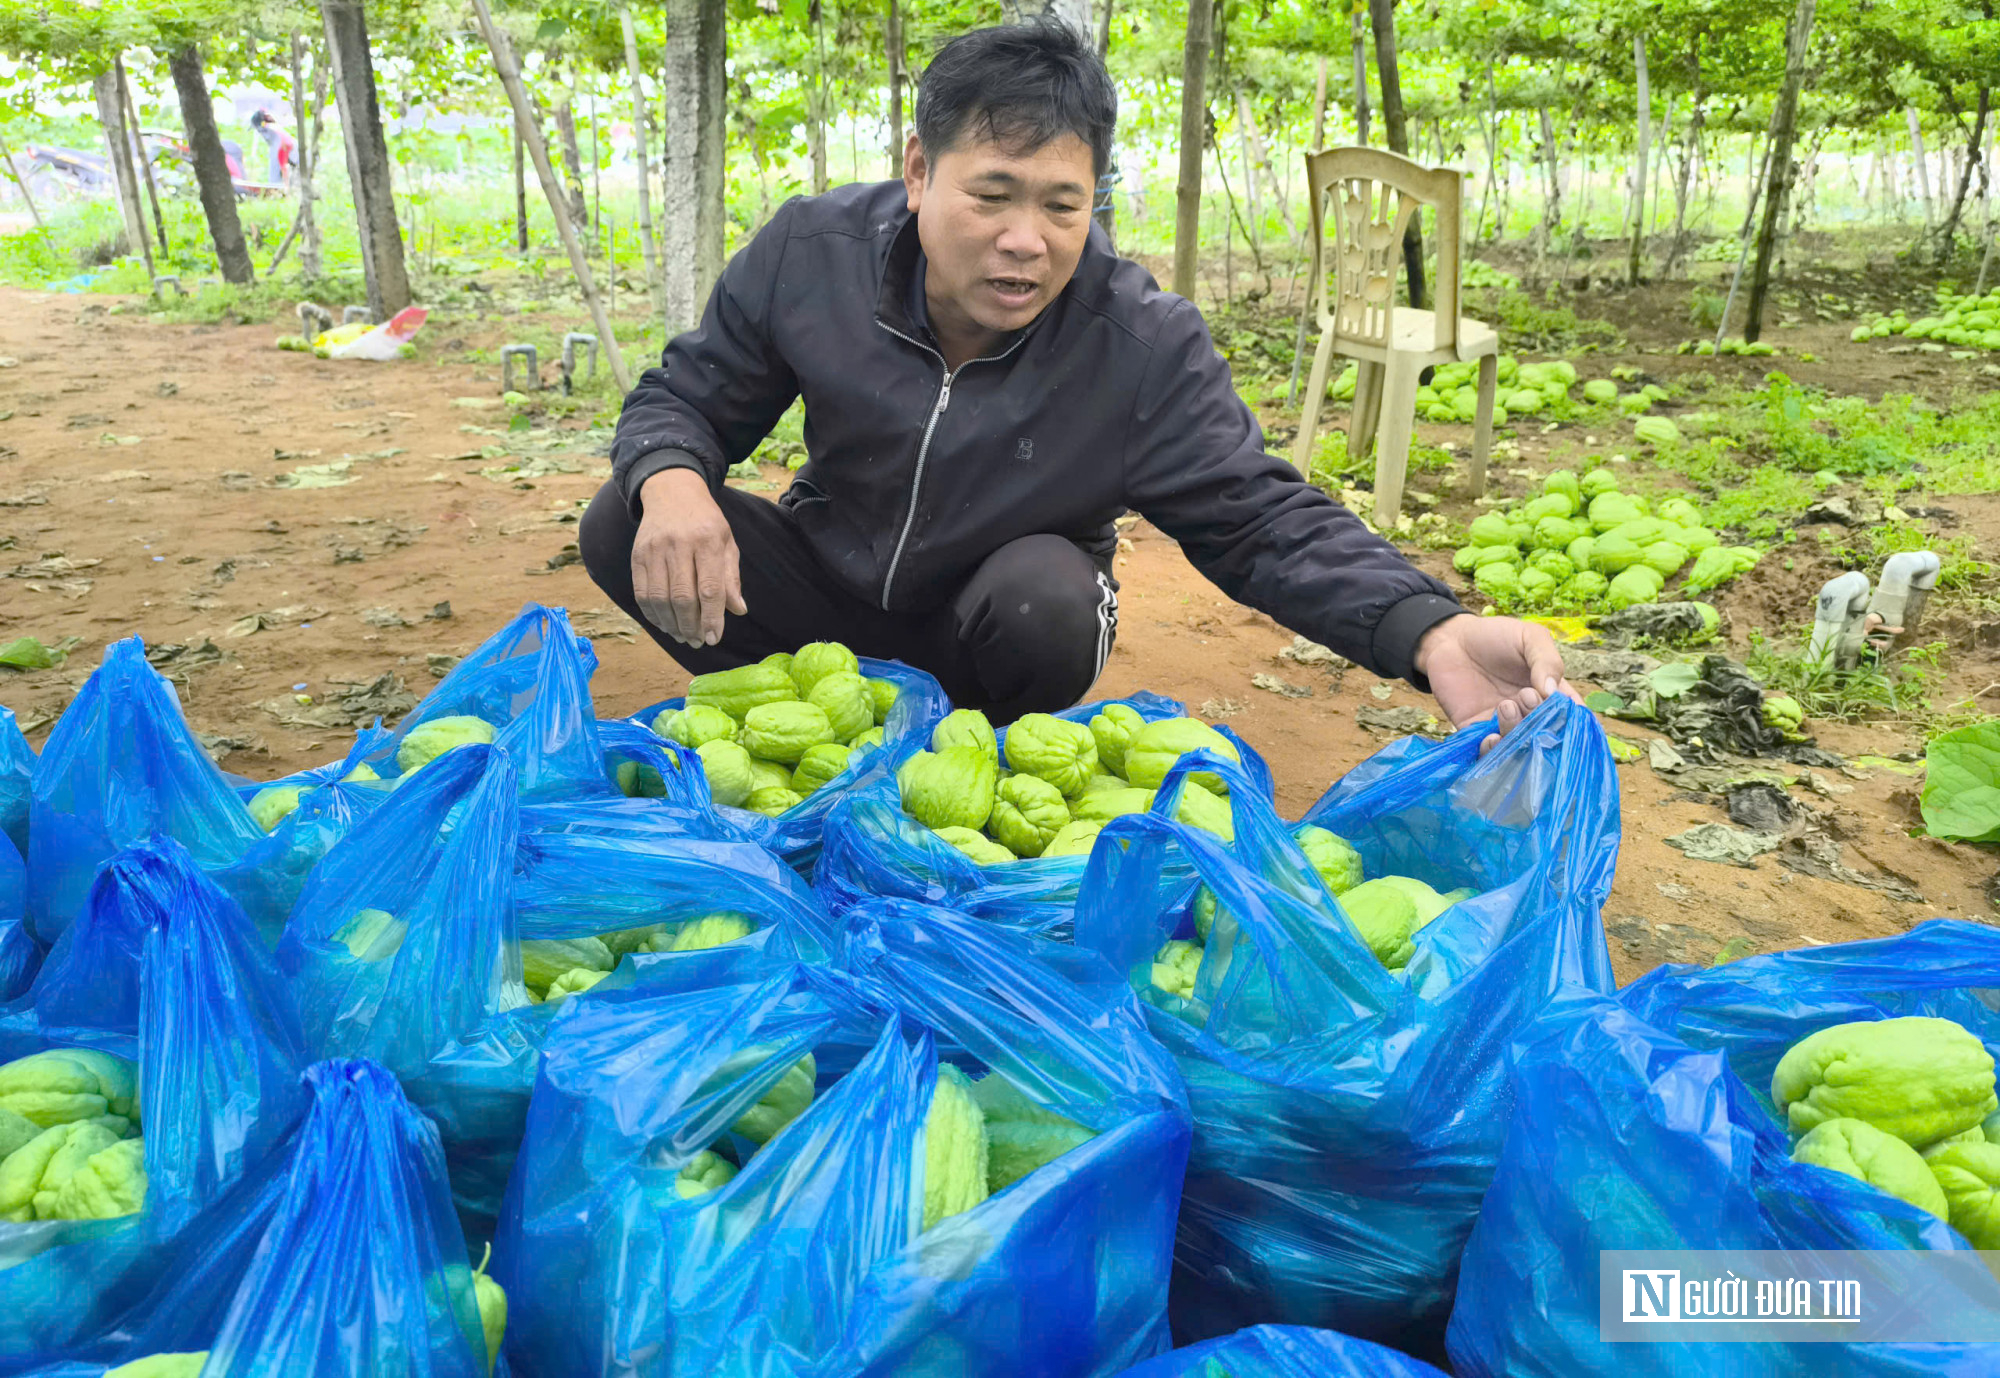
[{"left": 632, "top": 468, "right": 748, "bottom": 647}]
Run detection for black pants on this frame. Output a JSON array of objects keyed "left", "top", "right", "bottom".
[{"left": 579, "top": 483, "right": 1117, "bottom": 722}]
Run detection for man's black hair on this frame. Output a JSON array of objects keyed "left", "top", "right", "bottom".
[{"left": 913, "top": 17, "right": 1117, "bottom": 181}]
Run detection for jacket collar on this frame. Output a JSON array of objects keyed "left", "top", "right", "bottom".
[{"left": 875, "top": 210, "right": 928, "bottom": 341}]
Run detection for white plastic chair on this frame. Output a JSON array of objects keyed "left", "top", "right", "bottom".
[{"left": 1289, "top": 146, "right": 1498, "bottom": 521}]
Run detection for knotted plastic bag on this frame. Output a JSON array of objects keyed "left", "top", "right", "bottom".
[
  {"left": 629, "top": 655, "right": 949, "bottom": 872},
  {"left": 498, "top": 908, "right": 1191, "bottom": 1378},
  {"left": 1113, "top": 1325, "right": 1447, "bottom": 1377},
  {"left": 0, "top": 702, "right": 31, "bottom": 858},
  {"left": 1073, "top": 695, "right": 1618, "bottom": 1354},
  {"left": 0, "top": 837, "right": 308, "bottom": 1366},
  {"left": 816, "top": 694, "right": 1271, "bottom": 933},
  {"left": 26, "top": 641, "right": 264, "bottom": 944},
  {"left": 1447, "top": 922, "right": 2000, "bottom": 1377},
  {"left": 43, "top": 1058, "right": 500, "bottom": 1378},
  {"left": 352, "top": 603, "right": 608, "bottom": 800}
]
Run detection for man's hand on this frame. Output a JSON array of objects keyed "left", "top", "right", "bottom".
[
  {"left": 1413, "top": 613, "right": 1580, "bottom": 753},
  {"left": 632, "top": 468, "right": 747, "bottom": 647}
]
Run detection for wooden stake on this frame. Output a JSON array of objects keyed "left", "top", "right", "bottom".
[
  {"left": 470, "top": 0, "right": 632, "bottom": 391},
  {"left": 121, "top": 59, "right": 169, "bottom": 257},
  {"left": 0, "top": 129, "right": 49, "bottom": 242}
]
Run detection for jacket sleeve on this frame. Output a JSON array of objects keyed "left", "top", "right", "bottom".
[
  {"left": 1122, "top": 298, "right": 1462, "bottom": 684},
  {"left": 609, "top": 200, "right": 803, "bottom": 517}
]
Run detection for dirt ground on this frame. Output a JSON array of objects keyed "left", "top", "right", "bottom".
[{"left": 0, "top": 281, "right": 1995, "bottom": 984}]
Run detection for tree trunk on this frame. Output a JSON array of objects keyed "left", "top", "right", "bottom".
[
  {"left": 1909, "top": 107, "right": 1935, "bottom": 230},
  {"left": 1235, "top": 91, "right": 1261, "bottom": 251},
  {"left": 1474, "top": 62, "right": 1500, "bottom": 241},
  {"left": 1664, "top": 36, "right": 1702, "bottom": 277},
  {"left": 318, "top": 0, "right": 409, "bottom": 318},
  {"left": 1097, "top": 0, "right": 1114, "bottom": 56},
  {"left": 553, "top": 85, "right": 589, "bottom": 235},
  {"left": 886, "top": 0, "right": 904, "bottom": 178},
  {"left": 809, "top": 0, "right": 829, "bottom": 195},
  {"left": 288, "top": 34, "right": 325, "bottom": 280},
  {"left": 168, "top": 45, "right": 254, "bottom": 285},
  {"left": 1350, "top": 8, "right": 1371, "bottom": 144},
  {"left": 512, "top": 124, "right": 528, "bottom": 250},
  {"left": 1627, "top": 32, "right": 1650, "bottom": 285},
  {"left": 120, "top": 62, "right": 169, "bottom": 257},
  {"left": 469, "top": 0, "right": 631, "bottom": 392},
  {"left": 661, "top": 0, "right": 727, "bottom": 333},
  {"left": 1936, "top": 86, "right": 1991, "bottom": 262},
  {"left": 1368, "top": 0, "right": 1424, "bottom": 310},
  {"left": 1170, "top": 0, "right": 1213, "bottom": 299},
  {"left": 1309, "top": 55, "right": 1328, "bottom": 149},
  {"left": 1094, "top": 0, "right": 1118, "bottom": 241},
  {"left": 1744, "top": 0, "right": 1815, "bottom": 344},
  {"left": 0, "top": 130, "right": 48, "bottom": 240},
  {"left": 90, "top": 68, "right": 154, "bottom": 278},
  {"left": 621, "top": 9, "right": 662, "bottom": 309}
]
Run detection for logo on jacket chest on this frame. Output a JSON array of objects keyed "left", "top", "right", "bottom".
[{"left": 1014, "top": 437, "right": 1034, "bottom": 462}]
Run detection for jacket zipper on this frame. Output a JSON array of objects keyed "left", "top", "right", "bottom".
[{"left": 875, "top": 322, "right": 1028, "bottom": 610}]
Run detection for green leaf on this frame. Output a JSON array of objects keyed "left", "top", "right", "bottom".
[
  {"left": 1648, "top": 662, "right": 1701, "bottom": 699},
  {"left": 535, "top": 17, "right": 567, "bottom": 41},
  {"left": 1921, "top": 722, "right": 2000, "bottom": 843},
  {"left": 508, "top": 413, "right": 532, "bottom": 434},
  {"left": 1583, "top": 690, "right": 1625, "bottom": 714},
  {"left": 0, "top": 636, "right": 61, "bottom": 670}
]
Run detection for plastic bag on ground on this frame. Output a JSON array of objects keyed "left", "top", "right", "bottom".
[
  {"left": 1446, "top": 922, "right": 2000, "bottom": 1377},
  {"left": 0, "top": 837, "right": 308, "bottom": 1367},
  {"left": 1113, "top": 1325, "right": 1447, "bottom": 1377},
  {"left": 26, "top": 641, "right": 264, "bottom": 945},
  {"left": 0, "top": 702, "right": 32, "bottom": 858},
  {"left": 1072, "top": 695, "right": 1619, "bottom": 1354},
  {"left": 352, "top": 603, "right": 608, "bottom": 800},
  {"left": 630, "top": 656, "right": 950, "bottom": 872},
  {"left": 32, "top": 1058, "right": 499, "bottom": 1378},
  {"left": 816, "top": 694, "right": 1272, "bottom": 933},
  {"left": 323, "top": 303, "right": 428, "bottom": 360},
  {"left": 498, "top": 910, "right": 1191, "bottom": 1378}
]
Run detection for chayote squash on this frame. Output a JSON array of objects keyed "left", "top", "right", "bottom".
[
  {"left": 1606, "top": 565, "right": 1666, "bottom": 609},
  {"left": 1124, "top": 717, "right": 1239, "bottom": 793},
  {"left": 849, "top": 726, "right": 885, "bottom": 755},
  {"left": 676, "top": 1149, "right": 738, "bottom": 1200},
  {"left": 521, "top": 937, "right": 613, "bottom": 994},
  {"left": 1516, "top": 567, "right": 1558, "bottom": 606},
  {"left": 741, "top": 702, "right": 837, "bottom": 765},
  {"left": 790, "top": 742, "right": 853, "bottom": 796},
  {"left": 1683, "top": 544, "right": 1760, "bottom": 594},
  {"left": 1004, "top": 714, "right": 1100, "bottom": 797},
  {"left": 696, "top": 740, "right": 755, "bottom": 808},
  {"left": 1073, "top": 787, "right": 1155, "bottom": 823},
  {"left": 1152, "top": 939, "right": 1204, "bottom": 1000},
  {"left": 921, "top": 1064, "right": 990, "bottom": 1231},
  {"left": 1560, "top": 571, "right": 1610, "bottom": 602},
  {"left": 0, "top": 1049, "right": 138, "bottom": 1130},
  {"left": 1589, "top": 532, "right": 1644, "bottom": 574},
  {"left": 932, "top": 708, "right": 998, "bottom": 761},
  {"left": 898, "top": 746, "right": 999, "bottom": 831},
  {"left": 789, "top": 642, "right": 861, "bottom": 697},
  {"left": 1338, "top": 878, "right": 1420, "bottom": 969},
  {"left": 1173, "top": 779, "right": 1234, "bottom": 842},
  {"left": 1041, "top": 819, "right": 1103, "bottom": 857},
  {"left": 1587, "top": 492, "right": 1645, "bottom": 533},
  {"left": 1528, "top": 550, "right": 1576, "bottom": 583},
  {"left": 747, "top": 759, "right": 792, "bottom": 793},
  {"left": 653, "top": 703, "right": 739, "bottom": 748},
  {"left": 989, "top": 774, "right": 1070, "bottom": 858},
  {"left": 1773, "top": 1016, "right": 1998, "bottom": 1149},
  {"left": 1088, "top": 702, "right": 1146, "bottom": 777},
  {"left": 1638, "top": 540, "right": 1691, "bottom": 577},
  {"left": 1579, "top": 468, "right": 1621, "bottom": 501},
  {"left": 866, "top": 678, "right": 899, "bottom": 724},
  {"left": 248, "top": 785, "right": 303, "bottom": 833},
  {"left": 934, "top": 826, "right": 1017, "bottom": 866},
  {"left": 1790, "top": 1117, "right": 1948, "bottom": 1219},
  {"left": 0, "top": 1121, "right": 145, "bottom": 1222},
  {"left": 688, "top": 663, "right": 798, "bottom": 721},
  {"left": 1296, "top": 825, "right": 1365, "bottom": 896},
  {"left": 806, "top": 672, "right": 875, "bottom": 744},
  {"left": 1543, "top": 469, "right": 1581, "bottom": 505},
  {"left": 745, "top": 786, "right": 804, "bottom": 817},
  {"left": 1924, "top": 1140, "right": 2000, "bottom": 1247},
  {"left": 397, "top": 715, "right": 496, "bottom": 775}
]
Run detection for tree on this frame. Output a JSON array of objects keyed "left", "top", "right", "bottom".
[
  {"left": 1744, "top": 0, "right": 1815, "bottom": 343},
  {"left": 621, "top": 6, "right": 663, "bottom": 310},
  {"left": 90, "top": 66, "right": 154, "bottom": 279},
  {"left": 661, "top": 0, "right": 727, "bottom": 333},
  {"left": 1628, "top": 31, "right": 1650, "bottom": 285},
  {"left": 1368, "top": 0, "right": 1424, "bottom": 310},
  {"left": 1171, "top": 0, "right": 1214, "bottom": 298},
  {"left": 166, "top": 43, "right": 253, "bottom": 285},
  {"left": 318, "top": 0, "right": 410, "bottom": 318}
]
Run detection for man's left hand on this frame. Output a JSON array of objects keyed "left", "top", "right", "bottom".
[{"left": 1412, "top": 613, "right": 1580, "bottom": 753}]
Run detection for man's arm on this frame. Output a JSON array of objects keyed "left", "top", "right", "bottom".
[
  {"left": 608, "top": 201, "right": 802, "bottom": 645},
  {"left": 1123, "top": 299, "right": 1461, "bottom": 684},
  {"left": 609, "top": 199, "right": 804, "bottom": 518}
]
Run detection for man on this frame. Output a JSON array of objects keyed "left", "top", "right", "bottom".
[
  {"left": 584, "top": 20, "right": 1570, "bottom": 743},
  {"left": 249, "top": 110, "right": 295, "bottom": 186}
]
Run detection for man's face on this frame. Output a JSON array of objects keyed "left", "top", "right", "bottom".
[{"left": 903, "top": 127, "right": 1095, "bottom": 343}]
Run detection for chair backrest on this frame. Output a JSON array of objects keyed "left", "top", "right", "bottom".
[{"left": 1303, "top": 145, "right": 1463, "bottom": 355}]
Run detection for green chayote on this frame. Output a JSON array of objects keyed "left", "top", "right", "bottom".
[
  {"left": 1123, "top": 717, "right": 1240, "bottom": 793},
  {"left": 897, "top": 746, "right": 998, "bottom": 831},
  {"left": 807, "top": 672, "right": 875, "bottom": 743},
  {"left": 1925, "top": 1141, "right": 2000, "bottom": 1246},
  {"left": 1790, "top": 1117, "right": 1948, "bottom": 1219},
  {"left": 1003, "top": 714, "right": 1099, "bottom": 797},
  {"left": 1338, "top": 878, "right": 1421, "bottom": 969},
  {"left": 746, "top": 786, "right": 804, "bottom": 817},
  {"left": 1088, "top": 703, "right": 1146, "bottom": 777},
  {"left": 932, "top": 708, "right": 998, "bottom": 761},
  {"left": 1073, "top": 787, "right": 1154, "bottom": 823},
  {"left": 696, "top": 740, "right": 755, "bottom": 808},
  {"left": 653, "top": 703, "right": 739, "bottom": 748},
  {"left": 0, "top": 1049, "right": 139, "bottom": 1130},
  {"left": 1772, "top": 1016, "right": 1999, "bottom": 1149},
  {"left": 935, "top": 826, "right": 1017, "bottom": 866},
  {"left": 687, "top": 663, "right": 798, "bottom": 721},
  {"left": 396, "top": 715, "right": 496, "bottom": 775},
  {"left": 989, "top": 774, "right": 1070, "bottom": 858},
  {"left": 791, "top": 742, "right": 853, "bottom": 796},
  {"left": 741, "top": 702, "right": 837, "bottom": 765},
  {"left": 788, "top": 642, "right": 860, "bottom": 697},
  {"left": 1041, "top": 819, "right": 1103, "bottom": 857}
]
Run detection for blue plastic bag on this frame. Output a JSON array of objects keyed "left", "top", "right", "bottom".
[
  {"left": 498, "top": 903, "right": 1192, "bottom": 1378},
  {"left": 0, "top": 832, "right": 32, "bottom": 1003},
  {"left": 0, "top": 838, "right": 308, "bottom": 1367},
  {"left": 0, "top": 702, "right": 32, "bottom": 858},
  {"left": 1072, "top": 694, "right": 1619, "bottom": 1352},
  {"left": 353, "top": 603, "right": 609, "bottom": 800},
  {"left": 26, "top": 642, "right": 265, "bottom": 945},
  {"left": 28, "top": 1059, "right": 500, "bottom": 1378},
  {"left": 816, "top": 694, "right": 1272, "bottom": 932},
  {"left": 631, "top": 655, "right": 951, "bottom": 871},
  {"left": 1447, "top": 922, "right": 2000, "bottom": 1377},
  {"left": 1114, "top": 1325, "right": 1447, "bottom": 1377}
]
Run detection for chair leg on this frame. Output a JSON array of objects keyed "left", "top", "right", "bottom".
[
  {"left": 1348, "top": 360, "right": 1385, "bottom": 464},
  {"left": 1372, "top": 351, "right": 1421, "bottom": 525},
  {"left": 1290, "top": 326, "right": 1338, "bottom": 473},
  {"left": 1468, "top": 351, "right": 1498, "bottom": 500}
]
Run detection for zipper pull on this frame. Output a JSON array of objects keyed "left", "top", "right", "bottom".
[{"left": 936, "top": 372, "right": 953, "bottom": 412}]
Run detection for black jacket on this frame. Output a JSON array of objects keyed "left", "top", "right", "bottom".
[{"left": 609, "top": 180, "right": 1462, "bottom": 682}]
